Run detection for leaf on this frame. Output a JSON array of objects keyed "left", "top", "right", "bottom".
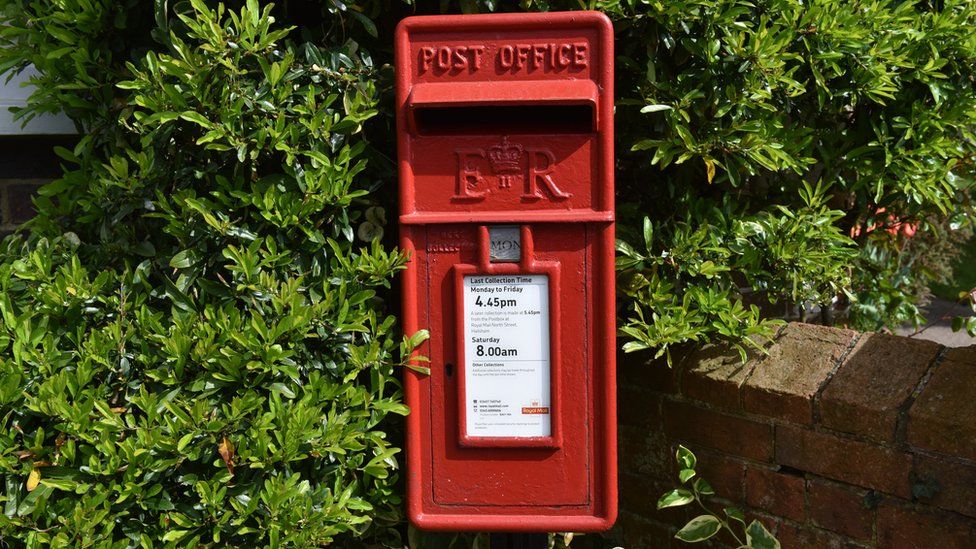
[
  {"left": 26, "top": 469, "right": 40, "bottom": 492},
  {"left": 218, "top": 437, "right": 235, "bottom": 476},
  {"left": 270, "top": 382, "right": 295, "bottom": 399},
  {"left": 408, "top": 329, "right": 430, "bottom": 349},
  {"left": 678, "top": 468, "right": 696, "bottom": 483},
  {"left": 676, "top": 445, "right": 696, "bottom": 470},
  {"left": 746, "top": 520, "right": 780, "bottom": 549},
  {"left": 169, "top": 249, "right": 198, "bottom": 268},
  {"left": 693, "top": 477, "right": 714, "bottom": 496},
  {"left": 177, "top": 433, "right": 195, "bottom": 452},
  {"left": 725, "top": 507, "right": 746, "bottom": 524},
  {"left": 657, "top": 488, "right": 694, "bottom": 509},
  {"left": 674, "top": 515, "right": 722, "bottom": 543},
  {"left": 643, "top": 217, "right": 653, "bottom": 248},
  {"left": 162, "top": 530, "right": 191, "bottom": 543},
  {"left": 348, "top": 10, "right": 377, "bottom": 38},
  {"left": 179, "top": 111, "right": 213, "bottom": 128},
  {"left": 38, "top": 477, "right": 79, "bottom": 491},
  {"left": 641, "top": 104, "right": 673, "bottom": 113},
  {"left": 704, "top": 158, "right": 716, "bottom": 184}
]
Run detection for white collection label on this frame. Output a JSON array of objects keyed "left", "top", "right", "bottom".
[{"left": 463, "top": 275, "right": 551, "bottom": 438}]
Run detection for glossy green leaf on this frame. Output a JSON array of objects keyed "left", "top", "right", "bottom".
[
  {"left": 657, "top": 488, "right": 694, "bottom": 510},
  {"left": 675, "top": 515, "right": 722, "bottom": 543},
  {"left": 746, "top": 520, "right": 780, "bottom": 549}
]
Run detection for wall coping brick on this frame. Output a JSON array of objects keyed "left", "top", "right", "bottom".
[
  {"left": 907, "top": 352, "right": 976, "bottom": 461},
  {"left": 741, "top": 324, "right": 859, "bottom": 425},
  {"left": 819, "top": 332, "right": 941, "bottom": 444}
]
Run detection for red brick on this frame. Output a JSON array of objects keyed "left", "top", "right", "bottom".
[
  {"left": 680, "top": 343, "right": 761, "bottom": 411},
  {"left": 908, "top": 353, "right": 976, "bottom": 461},
  {"left": 618, "top": 424, "right": 671, "bottom": 479},
  {"left": 743, "top": 323, "right": 857, "bottom": 424},
  {"left": 819, "top": 333, "right": 939, "bottom": 443},
  {"left": 619, "top": 470, "right": 674, "bottom": 519},
  {"left": 877, "top": 501, "right": 976, "bottom": 549},
  {"left": 913, "top": 454, "right": 976, "bottom": 519},
  {"left": 617, "top": 348, "right": 679, "bottom": 393},
  {"left": 695, "top": 449, "right": 746, "bottom": 502},
  {"left": 617, "top": 511, "right": 673, "bottom": 549},
  {"left": 807, "top": 478, "right": 874, "bottom": 540},
  {"left": 775, "top": 521, "right": 860, "bottom": 549},
  {"left": 775, "top": 424, "right": 912, "bottom": 497},
  {"left": 744, "top": 466, "right": 805, "bottom": 522},
  {"left": 944, "top": 345, "right": 976, "bottom": 363},
  {"left": 618, "top": 385, "right": 663, "bottom": 431},
  {"left": 664, "top": 400, "right": 773, "bottom": 462}
]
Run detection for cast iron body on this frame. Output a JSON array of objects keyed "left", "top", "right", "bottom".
[{"left": 396, "top": 11, "right": 617, "bottom": 532}]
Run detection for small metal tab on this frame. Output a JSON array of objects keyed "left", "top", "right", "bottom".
[{"left": 489, "top": 225, "right": 521, "bottom": 262}]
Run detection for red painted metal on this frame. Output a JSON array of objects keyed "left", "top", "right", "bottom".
[{"left": 396, "top": 11, "right": 616, "bottom": 532}]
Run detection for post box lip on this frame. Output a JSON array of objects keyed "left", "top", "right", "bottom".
[
  {"left": 395, "top": 10, "right": 613, "bottom": 39},
  {"left": 406, "top": 80, "right": 599, "bottom": 108}
]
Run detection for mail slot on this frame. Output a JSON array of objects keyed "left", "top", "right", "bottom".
[{"left": 396, "top": 11, "right": 616, "bottom": 532}]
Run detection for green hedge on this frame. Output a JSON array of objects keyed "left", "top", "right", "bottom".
[
  {"left": 611, "top": 0, "right": 976, "bottom": 356},
  {"left": 0, "top": 1, "right": 423, "bottom": 546}
]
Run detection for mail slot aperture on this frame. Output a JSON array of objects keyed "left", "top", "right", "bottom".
[{"left": 414, "top": 104, "right": 595, "bottom": 135}]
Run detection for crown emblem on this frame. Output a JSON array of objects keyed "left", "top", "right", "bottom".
[{"left": 487, "top": 136, "right": 523, "bottom": 175}]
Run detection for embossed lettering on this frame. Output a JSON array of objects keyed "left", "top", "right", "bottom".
[
  {"left": 470, "top": 46, "right": 486, "bottom": 69},
  {"left": 524, "top": 149, "right": 570, "bottom": 200},
  {"left": 532, "top": 45, "right": 546, "bottom": 69},
  {"left": 429, "top": 229, "right": 475, "bottom": 252},
  {"left": 423, "top": 43, "right": 588, "bottom": 74},
  {"left": 516, "top": 44, "right": 531, "bottom": 68},
  {"left": 436, "top": 47, "right": 451, "bottom": 70},
  {"left": 420, "top": 46, "right": 485, "bottom": 73},
  {"left": 573, "top": 43, "right": 588, "bottom": 68},
  {"left": 558, "top": 44, "right": 572, "bottom": 68},
  {"left": 452, "top": 46, "right": 469, "bottom": 69},
  {"left": 420, "top": 47, "right": 436, "bottom": 71},
  {"left": 455, "top": 149, "right": 486, "bottom": 200},
  {"left": 499, "top": 45, "right": 514, "bottom": 68},
  {"left": 454, "top": 139, "right": 571, "bottom": 202}
]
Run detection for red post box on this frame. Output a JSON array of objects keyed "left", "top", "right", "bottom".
[{"left": 396, "top": 11, "right": 616, "bottom": 532}]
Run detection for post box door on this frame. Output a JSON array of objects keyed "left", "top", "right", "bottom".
[
  {"left": 396, "top": 11, "right": 616, "bottom": 532},
  {"left": 423, "top": 224, "right": 590, "bottom": 506}
]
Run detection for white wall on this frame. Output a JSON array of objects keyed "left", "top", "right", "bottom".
[{"left": 1, "top": 66, "right": 76, "bottom": 135}]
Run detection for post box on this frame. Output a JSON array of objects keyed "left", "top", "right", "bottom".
[{"left": 396, "top": 11, "right": 616, "bottom": 532}]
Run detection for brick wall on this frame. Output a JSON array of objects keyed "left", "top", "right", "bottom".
[
  {"left": 0, "top": 135, "right": 77, "bottom": 237},
  {"left": 617, "top": 323, "right": 976, "bottom": 548}
]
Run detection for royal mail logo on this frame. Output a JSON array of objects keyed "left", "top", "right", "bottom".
[
  {"left": 455, "top": 136, "right": 571, "bottom": 201},
  {"left": 487, "top": 136, "right": 522, "bottom": 174},
  {"left": 521, "top": 406, "right": 550, "bottom": 415}
]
